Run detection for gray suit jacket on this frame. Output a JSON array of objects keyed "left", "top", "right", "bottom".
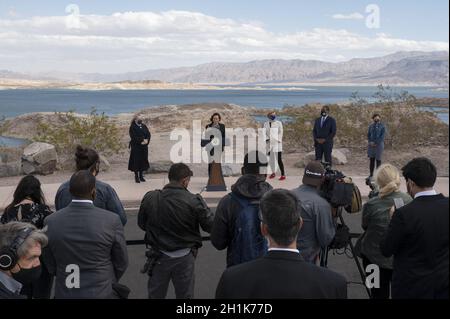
[{"left": 43, "top": 201, "right": 128, "bottom": 299}]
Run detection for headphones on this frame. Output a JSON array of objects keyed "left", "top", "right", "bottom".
[{"left": 0, "top": 227, "right": 34, "bottom": 271}]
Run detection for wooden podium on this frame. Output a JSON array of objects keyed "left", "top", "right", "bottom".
[
  {"left": 206, "top": 161, "right": 227, "bottom": 191},
  {"left": 201, "top": 138, "right": 227, "bottom": 191}
]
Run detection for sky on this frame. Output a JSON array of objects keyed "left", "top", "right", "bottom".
[{"left": 0, "top": 0, "right": 448, "bottom": 73}]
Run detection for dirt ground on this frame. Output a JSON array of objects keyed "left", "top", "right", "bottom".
[{"left": 0, "top": 131, "right": 448, "bottom": 187}]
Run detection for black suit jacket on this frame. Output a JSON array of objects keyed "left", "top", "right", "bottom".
[
  {"left": 380, "top": 194, "right": 449, "bottom": 299},
  {"left": 205, "top": 123, "right": 226, "bottom": 152},
  {"left": 313, "top": 116, "right": 337, "bottom": 143},
  {"left": 215, "top": 250, "right": 347, "bottom": 299}
]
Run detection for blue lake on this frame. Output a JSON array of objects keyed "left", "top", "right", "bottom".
[{"left": 0, "top": 86, "right": 447, "bottom": 119}]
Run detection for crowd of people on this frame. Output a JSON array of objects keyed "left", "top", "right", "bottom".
[
  {"left": 0, "top": 144, "right": 448, "bottom": 299},
  {"left": 0, "top": 109, "right": 448, "bottom": 299}
]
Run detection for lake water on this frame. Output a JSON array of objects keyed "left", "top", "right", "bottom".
[
  {"left": 0, "top": 86, "right": 447, "bottom": 147},
  {"left": 0, "top": 86, "right": 447, "bottom": 118}
]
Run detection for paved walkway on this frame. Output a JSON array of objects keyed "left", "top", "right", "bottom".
[{"left": 0, "top": 175, "right": 448, "bottom": 210}]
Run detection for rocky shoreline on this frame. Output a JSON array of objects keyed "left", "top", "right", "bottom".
[{"left": 1, "top": 101, "right": 449, "bottom": 180}]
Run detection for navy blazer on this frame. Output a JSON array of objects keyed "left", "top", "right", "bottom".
[{"left": 313, "top": 116, "right": 337, "bottom": 142}]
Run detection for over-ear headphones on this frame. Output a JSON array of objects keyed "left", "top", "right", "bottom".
[{"left": 0, "top": 227, "right": 34, "bottom": 271}]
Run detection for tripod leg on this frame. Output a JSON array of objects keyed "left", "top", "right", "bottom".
[{"left": 339, "top": 213, "right": 372, "bottom": 298}]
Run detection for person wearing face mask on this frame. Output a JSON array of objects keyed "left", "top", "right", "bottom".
[
  {"left": 380, "top": 158, "right": 449, "bottom": 299},
  {"left": 43, "top": 170, "right": 129, "bottom": 299},
  {"left": 0, "top": 222, "right": 48, "bottom": 299},
  {"left": 313, "top": 105, "right": 337, "bottom": 166},
  {"left": 367, "top": 114, "right": 386, "bottom": 179},
  {"left": 205, "top": 113, "right": 226, "bottom": 179},
  {"left": 215, "top": 189, "right": 347, "bottom": 299},
  {"left": 1, "top": 175, "right": 53, "bottom": 299},
  {"left": 137, "top": 163, "right": 213, "bottom": 299},
  {"left": 128, "top": 114, "right": 151, "bottom": 183},
  {"left": 264, "top": 111, "right": 286, "bottom": 181},
  {"left": 55, "top": 145, "right": 126, "bottom": 225}
]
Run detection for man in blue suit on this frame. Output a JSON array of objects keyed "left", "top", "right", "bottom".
[{"left": 313, "top": 106, "right": 337, "bottom": 165}]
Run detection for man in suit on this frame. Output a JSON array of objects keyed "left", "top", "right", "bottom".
[
  {"left": 43, "top": 170, "right": 128, "bottom": 299},
  {"left": 215, "top": 189, "right": 347, "bottom": 299},
  {"left": 313, "top": 105, "right": 337, "bottom": 165},
  {"left": 380, "top": 157, "right": 449, "bottom": 299}
]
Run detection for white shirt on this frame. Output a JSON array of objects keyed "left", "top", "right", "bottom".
[
  {"left": 268, "top": 248, "right": 300, "bottom": 254},
  {"left": 414, "top": 189, "right": 438, "bottom": 199},
  {"left": 71, "top": 199, "right": 94, "bottom": 204}
]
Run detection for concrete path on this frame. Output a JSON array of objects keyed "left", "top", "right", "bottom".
[{"left": 0, "top": 175, "right": 448, "bottom": 210}]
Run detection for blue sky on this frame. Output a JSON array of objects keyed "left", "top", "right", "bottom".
[
  {"left": 0, "top": 1, "right": 448, "bottom": 73},
  {"left": 1, "top": 0, "right": 448, "bottom": 41}
]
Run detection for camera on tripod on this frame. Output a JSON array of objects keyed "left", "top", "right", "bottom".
[{"left": 319, "top": 162, "right": 360, "bottom": 213}]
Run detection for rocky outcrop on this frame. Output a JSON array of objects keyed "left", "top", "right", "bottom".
[
  {"left": 297, "top": 148, "right": 349, "bottom": 168},
  {"left": 146, "top": 160, "right": 173, "bottom": 173},
  {"left": 222, "top": 164, "right": 242, "bottom": 177},
  {"left": 21, "top": 142, "right": 57, "bottom": 175}
]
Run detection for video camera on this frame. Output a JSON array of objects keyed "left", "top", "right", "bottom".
[{"left": 319, "top": 162, "right": 353, "bottom": 210}]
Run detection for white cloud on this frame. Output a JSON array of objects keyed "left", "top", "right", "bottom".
[
  {"left": 332, "top": 12, "right": 365, "bottom": 20},
  {"left": 0, "top": 10, "right": 447, "bottom": 73}
]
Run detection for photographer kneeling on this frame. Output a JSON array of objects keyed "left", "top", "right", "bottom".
[
  {"left": 291, "top": 161, "right": 336, "bottom": 264},
  {"left": 355, "top": 164, "right": 412, "bottom": 299}
]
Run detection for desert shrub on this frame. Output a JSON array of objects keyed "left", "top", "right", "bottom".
[
  {"left": 284, "top": 103, "right": 448, "bottom": 152},
  {"left": 33, "top": 108, "right": 123, "bottom": 156}
]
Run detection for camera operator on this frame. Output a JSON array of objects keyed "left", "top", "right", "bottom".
[
  {"left": 291, "top": 161, "right": 335, "bottom": 264},
  {"left": 355, "top": 164, "right": 412, "bottom": 299}
]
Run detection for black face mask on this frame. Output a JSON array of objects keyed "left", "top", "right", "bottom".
[
  {"left": 12, "top": 264, "right": 42, "bottom": 285},
  {"left": 321, "top": 111, "right": 327, "bottom": 117},
  {"left": 137, "top": 119, "right": 143, "bottom": 125}
]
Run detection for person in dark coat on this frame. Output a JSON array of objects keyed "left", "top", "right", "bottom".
[
  {"left": 55, "top": 145, "right": 127, "bottom": 225},
  {"left": 43, "top": 170, "right": 128, "bottom": 299},
  {"left": 367, "top": 113, "right": 386, "bottom": 179},
  {"left": 215, "top": 189, "right": 347, "bottom": 299},
  {"left": 211, "top": 151, "right": 273, "bottom": 268},
  {"left": 1, "top": 175, "right": 53, "bottom": 299},
  {"left": 128, "top": 114, "right": 151, "bottom": 183},
  {"left": 313, "top": 105, "right": 337, "bottom": 166},
  {"left": 205, "top": 112, "right": 226, "bottom": 178},
  {"left": 380, "top": 158, "right": 449, "bottom": 299}
]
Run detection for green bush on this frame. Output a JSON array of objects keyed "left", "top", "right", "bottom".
[{"left": 34, "top": 108, "right": 123, "bottom": 156}]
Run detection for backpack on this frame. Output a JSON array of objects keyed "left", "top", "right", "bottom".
[
  {"left": 229, "top": 193, "right": 268, "bottom": 267},
  {"left": 343, "top": 177, "right": 362, "bottom": 214}
]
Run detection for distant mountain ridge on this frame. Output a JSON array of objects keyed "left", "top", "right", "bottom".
[{"left": 2, "top": 51, "right": 449, "bottom": 86}]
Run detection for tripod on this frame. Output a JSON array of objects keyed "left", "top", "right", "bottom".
[{"left": 319, "top": 207, "right": 372, "bottom": 298}]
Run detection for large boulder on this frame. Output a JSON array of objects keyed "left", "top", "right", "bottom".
[
  {"left": 146, "top": 160, "right": 173, "bottom": 174},
  {"left": 297, "top": 149, "right": 348, "bottom": 168},
  {"left": 21, "top": 142, "right": 57, "bottom": 175},
  {"left": 222, "top": 164, "right": 242, "bottom": 177}
]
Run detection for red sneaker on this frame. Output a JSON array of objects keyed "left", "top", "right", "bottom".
[
  {"left": 269, "top": 173, "right": 276, "bottom": 179},
  {"left": 279, "top": 176, "right": 286, "bottom": 181}
]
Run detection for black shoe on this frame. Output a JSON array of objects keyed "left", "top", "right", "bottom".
[
  {"left": 135, "top": 175, "right": 140, "bottom": 183},
  {"left": 139, "top": 176, "right": 146, "bottom": 182}
]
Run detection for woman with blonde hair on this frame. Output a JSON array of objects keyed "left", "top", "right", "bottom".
[{"left": 356, "top": 163, "right": 412, "bottom": 299}]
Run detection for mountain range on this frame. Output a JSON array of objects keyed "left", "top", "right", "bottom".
[{"left": 1, "top": 51, "right": 448, "bottom": 86}]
